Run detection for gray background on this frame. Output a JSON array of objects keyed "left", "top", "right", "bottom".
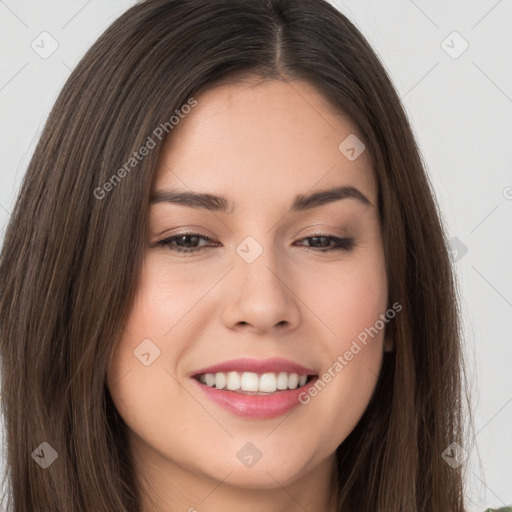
[{"left": 0, "top": 1, "right": 511, "bottom": 510}]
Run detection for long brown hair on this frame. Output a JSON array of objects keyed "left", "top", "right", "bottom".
[{"left": 0, "top": 0, "right": 468, "bottom": 510}]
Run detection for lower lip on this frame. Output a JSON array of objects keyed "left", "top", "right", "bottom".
[{"left": 192, "top": 377, "right": 318, "bottom": 419}]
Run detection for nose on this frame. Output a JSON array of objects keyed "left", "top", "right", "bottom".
[{"left": 221, "top": 244, "right": 301, "bottom": 335}]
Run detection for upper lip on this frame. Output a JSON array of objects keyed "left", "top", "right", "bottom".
[{"left": 190, "top": 357, "right": 317, "bottom": 377}]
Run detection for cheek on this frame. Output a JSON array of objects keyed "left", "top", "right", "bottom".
[
  {"left": 106, "top": 252, "right": 207, "bottom": 396},
  {"left": 299, "top": 250, "right": 388, "bottom": 348},
  {"left": 106, "top": 262, "right": 169, "bottom": 407},
  {"left": 110, "top": 256, "right": 202, "bottom": 351},
  {"left": 105, "top": 276, "right": 196, "bottom": 452},
  {"left": 295, "top": 249, "right": 387, "bottom": 429}
]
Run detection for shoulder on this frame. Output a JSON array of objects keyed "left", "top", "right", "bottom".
[{"left": 484, "top": 508, "right": 512, "bottom": 512}]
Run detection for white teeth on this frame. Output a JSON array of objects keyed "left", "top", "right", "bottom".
[
  {"left": 287, "top": 373, "right": 299, "bottom": 389},
  {"left": 240, "top": 372, "right": 259, "bottom": 392},
  {"left": 226, "top": 371, "right": 240, "bottom": 390},
  {"left": 197, "top": 371, "right": 311, "bottom": 393},
  {"left": 259, "top": 373, "right": 277, "bottom": 392},
  {"left": 276, "top": 372, "right": 289, "bottom": 390},
  {"left": 215, "top": 372, "right": 226, "bottom": 390}
]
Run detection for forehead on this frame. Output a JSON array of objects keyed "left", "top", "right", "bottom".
[{"left": 153, "top": 78, "right": 376, "bottom": 210}]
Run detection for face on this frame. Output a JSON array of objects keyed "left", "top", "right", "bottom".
[{"left": 106, "top": 77, "right": 390, "bottom": 504}]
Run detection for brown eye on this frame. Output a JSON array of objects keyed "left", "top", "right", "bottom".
[
  {"left": 155, "top": 233, "right": 217, "bottom": 254},
  {"left": 295, "top": 235, "right": 355, "bottom": 253}
]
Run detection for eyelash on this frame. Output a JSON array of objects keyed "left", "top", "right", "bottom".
[{"left": 154, "top": 232, "right": 356, "bottom": 254}]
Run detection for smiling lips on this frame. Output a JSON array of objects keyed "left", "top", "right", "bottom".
[{"left": 191, "top": 357, "right": 319, "bottom": 419}]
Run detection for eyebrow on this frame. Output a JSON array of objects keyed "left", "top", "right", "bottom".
[{"left": 150, "top": 185, "right": 372, "bottom": 214}]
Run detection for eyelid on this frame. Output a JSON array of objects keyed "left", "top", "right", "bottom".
[{"left": 293, "top": 222, "right": 350, "bottom": 238}]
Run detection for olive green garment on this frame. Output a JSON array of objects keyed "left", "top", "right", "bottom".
[{"left": 484, "top": 508, "right": 512, "bottom": 512}]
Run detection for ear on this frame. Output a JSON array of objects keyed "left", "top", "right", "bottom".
[{"left": 383, "top": 333, "right": 394, "bottom": 353}]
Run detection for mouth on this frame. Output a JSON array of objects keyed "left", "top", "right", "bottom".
[{"left": 190, "top": 358, "right": 319, "bottom": 419}]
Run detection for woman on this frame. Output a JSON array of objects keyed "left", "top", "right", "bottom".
[{"left": 0, "top": 0, "right": 499, "bottom": 510}]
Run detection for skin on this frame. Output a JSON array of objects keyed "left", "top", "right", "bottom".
[{"left": 106, "top": 77, "right": 392, "bottom": 512}]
